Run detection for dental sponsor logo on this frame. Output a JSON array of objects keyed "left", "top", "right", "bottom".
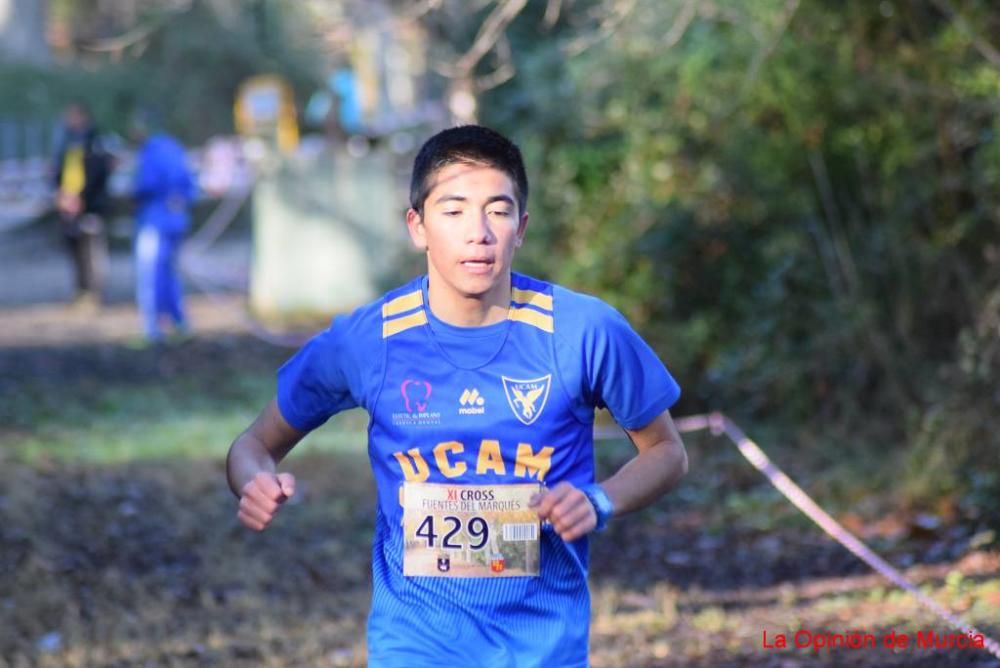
[{"left": 392, "top": 379, "right": 441, "bottom": 426}]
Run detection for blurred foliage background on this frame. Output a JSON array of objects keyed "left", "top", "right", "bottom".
[
  {"left": 1, "top": 0, "right": 997, "bottom": 513},
  {"left": 0, "top": 0, "right": 322, "bottom": 138},
  {"left": 485, "top": 0, "right": 1000, "bottom": 513}
]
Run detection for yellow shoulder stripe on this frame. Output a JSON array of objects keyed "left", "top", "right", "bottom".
[
  {"left": 508, "top": 307, "right": 554, "bottom": 333},
  {"left": 383, "top": 310, "right": 428, "bottom": 338},
  {"left": 511, "top": 287, "right": 553, "bottom": 312},
  {"left": 382, "top": 290, "right": 423, "bottom": 318}
]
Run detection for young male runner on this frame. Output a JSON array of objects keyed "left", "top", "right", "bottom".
[{"left": 226, "top": 125, "right": 688, "bottom": 667}]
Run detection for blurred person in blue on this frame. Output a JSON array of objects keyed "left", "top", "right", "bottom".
[
  {"left": 330, "top": 67, "right": 364, "bottom": 136},
  {"left": 52, "top": 101, "right": 113, "bottom": 308},
  {"left": 226, "top": 125, "right": 689, "bottom": 666},
  {"left": 129, "top": 109, "right": 195, "bottom": 342},
  {"left": 305, "top": 66, "right": 364, "bottom": 142}
]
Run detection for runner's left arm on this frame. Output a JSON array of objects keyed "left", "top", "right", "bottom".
[
  {"left": 603, "top": 408, "right": 687, "bottom": 513},
  {"left": 531, "top": 409, "right": 687, "bottom": 541}
]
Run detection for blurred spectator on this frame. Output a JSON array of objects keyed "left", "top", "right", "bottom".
[
  {"left": 305, "top": 66, "right": 364, "bottom": 143},
  {"left": 129, "top": 110, "right": 196, "bottom": 342},
  {"left": 330, "top": 67, "right": 364, "bottom": 136},
  {"left": 52, "top": 101, "right": 112, "bottom": 308}
]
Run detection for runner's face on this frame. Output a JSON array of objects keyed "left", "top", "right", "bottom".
[{"left": 407, "top": 162, "right": 528, "bottom": 301}]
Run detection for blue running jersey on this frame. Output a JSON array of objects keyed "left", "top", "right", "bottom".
[{"left": 277, "top": 273, "right": 680, "bottom": 667}]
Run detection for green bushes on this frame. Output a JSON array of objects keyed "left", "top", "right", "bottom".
[
  {"left": 483, "top": 0, "right": 999, "bottom": 509},
  {"left": 0, "top": 0, "right": 322, "bottom": 143}
]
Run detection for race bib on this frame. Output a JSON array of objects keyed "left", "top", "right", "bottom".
[{"left": 402, "top": 482, "right": 541, "bottom": 578}]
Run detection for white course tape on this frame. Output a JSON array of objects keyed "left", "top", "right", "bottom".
[{"left": 596, "top": 412, "right": 1000, "bottom": 659}]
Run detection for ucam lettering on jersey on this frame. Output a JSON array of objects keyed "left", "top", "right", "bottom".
[
  {"left": 501, "top": 374, "right": 552, "bottom": 425},
  {"left": 458, "top": 388, "right": 486, "bottom": 415},
  {"left": 393, "top": 438, "right": 555, "bottom": 482}
]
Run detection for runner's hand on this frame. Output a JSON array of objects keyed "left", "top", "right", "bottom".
[
  {"left": 530, "top": 481, "right": 597, "bottom": 542},
  {"left": 237, "top": 471, "right": 296, "bottom": 531}
]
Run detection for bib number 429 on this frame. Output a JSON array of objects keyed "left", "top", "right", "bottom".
[{"left": 415, "top": 515, "right": 489, "bottom": 550}]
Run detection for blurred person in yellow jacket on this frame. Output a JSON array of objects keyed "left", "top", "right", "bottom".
[{"left": 52, "top": 101, "right": 113, "bottom": 308}]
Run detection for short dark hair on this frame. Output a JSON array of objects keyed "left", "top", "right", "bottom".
[{"left": 409, "top": 125, "right": 528, "bottom": 215}]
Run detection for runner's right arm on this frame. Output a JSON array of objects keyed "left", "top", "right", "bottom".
[{"left": 226, "top": 398, "right": 306, "bottom": 531}]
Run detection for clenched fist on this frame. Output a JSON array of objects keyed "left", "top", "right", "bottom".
[
  {"left": 529, "top": 481, "right": 597, "bottom": 542},
  {"left": 238, "top": 471, "right": 296, "bottom": 531}
]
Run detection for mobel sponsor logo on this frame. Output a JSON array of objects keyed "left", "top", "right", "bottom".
[{"left": 458, "top": 388, "right": 486, "bottom": 415}]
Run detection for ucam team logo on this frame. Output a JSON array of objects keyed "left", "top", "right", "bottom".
[{"left": 501, "top": 375, "right": 552, "bottom": 425}]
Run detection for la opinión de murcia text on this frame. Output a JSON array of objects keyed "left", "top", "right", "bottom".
[{"left": 762, "top": 629, "right": 987, "bottom": 652}]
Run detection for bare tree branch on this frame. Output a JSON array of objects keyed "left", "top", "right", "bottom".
[
  {"left": 543, "top": 0, "right": 564, "bottom": 29},
  {"left": 79, "top": 22, "right": 158, "bottom": 52},
  {"left": 430, "top": 0, "right": 529, "bottom": 118},
  {"left": 475, "top": 34, "right": 515, "bottom": 91},
  {"left": 663, "top": 0, "right": 698, "bottom": 49},
  {"left": 475, "top": 63, "right": 516, "bottom": 91},
  {"left": 400, "top": 0, "right": 446, "bottom": 22},
  {"left": 692, "top": 2, "right": 764, "bottom": 42},
  {"left": 562, "top": 0, "right": 638, "bottom": 58},
  {"left": 79, "top": 0, "right": 192, "bottom": 53},
  {"left": 739, "top": 0, "right": 800, "bottom": 97},
  {"left": 931, "top": 0, "right": 1000, "bottom": 69},
  {"left": 452, "top": 0, "right": 529, "bottom": 77}
]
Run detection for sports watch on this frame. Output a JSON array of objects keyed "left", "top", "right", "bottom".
[{"left": 580, "top": 483, "right": 615, "bottom": 532}]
